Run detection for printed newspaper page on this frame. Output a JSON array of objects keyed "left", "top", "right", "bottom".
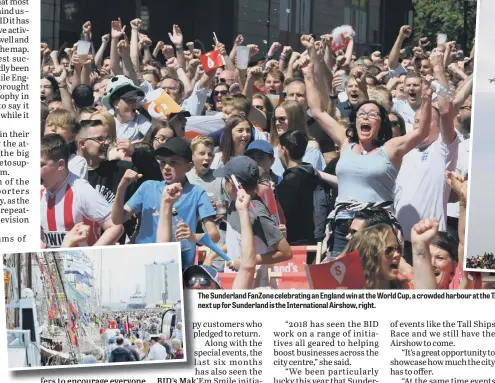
[{"left": 2, "top": 0, "right": 495, "bottom": 382}]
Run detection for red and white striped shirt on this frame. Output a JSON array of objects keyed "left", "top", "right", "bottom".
[{"left": 40, "top": 173, "right": 112, "bottom": 248}]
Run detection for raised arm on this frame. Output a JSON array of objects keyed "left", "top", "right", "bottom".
[
  {"left": 112, "top": 169, "right": 141, "bottom": 225},
  {"left": 452, "top": 74, "right": 473, "bottom": 115},
  {"left": 232, "top": 190, "right": 257, "bottom": 289},
  {"left": 156, "top": 183, "right": 183, "bottom": 243},
  {"left": 229, "top": 35, "right": 244, "bottom": 62},
  {"left": 140, "top": 34, "right": 153, "bottom": 63},
  {"left": 388, "top": 25, "right": 411, "bottom": 70},
  {"left": 95, "top": 34, "right": 110, "bottom": 69},
  {"left": 110, "top": 18, "right": 125, "bottom": 76},
  {"left": 300, "top": 56, "right": 347, "bottom": 148},
  {"left": 446, "top": 171, "right": 471, "bottom": 289},
  {"left": 386, "top": 80, "right": 432, "bottom": 165},
  {"left": 130, "top": 18, "right": 142, "bottom": 71},
  {"left": 169, "top": 24, "right": 186, "bottom": 69},
  {"left": 118, "top": 36, "right": 138, "bottom": 85},
  {"left": 411, "top": 219, "right": 440, "bottom": 289},
  {"left": 430, "top": 51, "right": 456, "bottom": 145}
]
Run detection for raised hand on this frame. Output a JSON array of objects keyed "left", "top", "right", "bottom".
[
  {"left": 411, "top": 218, "right": 439, "bottom": 246},
  {"left": 419, "top": 37, "right": 430, "bottom": 48},
  {"left": 186, "top": 41, "right": 195, "bottom": 51},
  {"left": 247, "top": 65, "right": 263, "bottom": 79},
  {"left": 314, "top": 40, "right": 325, "bottom": 60},
  {"left": 300, "top": 34, "right": 315, "bottom": 49},
  {"left": 298, "top": 55, "right": 314, "bottom": 75},
  {"left": 429, "top": 50, "right": 444, "bottom": 68},
  {"left": 320, "top": 34, "right": 333, "bottom": 47},
  {"left": 168, "top": 24, "right": 183, "bottom": 46},
  {"left": 162, "top": 45, "right": 174, "bottom": 59},
  {"left": 166, "top": 57, "right": 180, "bottom": 68},
  {"left": 61, "top": 223, "right": 91, "bottom": 248},
  {"left": 400, "top": 25, "right": 412, "bottom": 39},
  {"left": 234, "top": 35, "right": 244, "bottom": 46},
  {"left": 215, "top": 41, "right": 227, "bottom": 56},
  {"left": 281, "top": 46, "right": 293, "bottom": 58},
  {"left": 175, "top": 222, "right": 192, "bottom": 241},
  {"left": 111, "top": 18, "right": 126, "bottom": 40},
  {"left": 130, "top": 18, "right": 142, "bottom": 30},
  {"left": 268, "top": 42, "right": 282, "bottom": 56},
  {"left": 116, "top": 138, "right": 135, "bottom": 157},
  {"left": 102, "top": 34, "right": 110, "bottom": 44},
  {"left": 162, "top": 183, "right": 183, "bottom": 205},
  {"left": 446, "top": 171, "right": 467, "bottom": 202},
  {"left": 82, "top": 21, "right": 92, "bottom": 40},
  {"left": 120, "top": 169, "right": 142, "bottom": 187},
  {"left": 235, "top": 189, "right": 251, "bottom": 212},
  {"left": 247, "top": 44, "right": 259, "bottom": 58},
  {"left": 117, "top": 38, "right": 130, "bottom": 57},
  {"left": 139, "top": 34, "right": 152, "bottom": 49}
]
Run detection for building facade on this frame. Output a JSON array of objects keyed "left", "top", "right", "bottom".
[
  {"left": 144, "top": 261, "right": 180, "bottom": 306},
  {"left": 42, "top": 0, "right": 413, "bottom": 58}
]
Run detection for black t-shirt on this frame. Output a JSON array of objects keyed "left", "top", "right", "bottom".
[
  {"left": 307, "top": 117, "right": 335, "bottom": 154},
  {"left": 336, "top": 100, "right": 355, "bottom": 120},
  {"left": 276, "top": 163, "right": 320, "bottom": 245},
  {"left": 88, "top": 160, "right": 137, "bottom": 204},
  {"left": 88, "top": 160, "right": 138, "bottom": 244}
]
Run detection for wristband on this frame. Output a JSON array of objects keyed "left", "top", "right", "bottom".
[
  {"left": 329, "top": 94, "right": 338, "bottom": 100},
  {"left": 176, "top": 46, "right": 184, "bottom": 53},
  {"left": 459, "top": 200, "right": 467, "bottom": 207}
]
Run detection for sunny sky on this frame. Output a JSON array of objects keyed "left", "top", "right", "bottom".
[{"left": 465, "top": 0, "right": 495, "bottom": 258}]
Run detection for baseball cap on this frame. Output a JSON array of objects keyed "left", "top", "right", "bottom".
[
  {"left": 183, "top": 265, "right": 221, "bottom": 289},
  {"left": 169, "top": 110, "right": 192, "bottom": 119},
  {"left": 245, "top": 140, "right": 274, "bottom": 157},
  {"left": 102, "top": 75, "right": 145, "bottom": 110},
  {"left": 108, "top": 337, "right": 116, "bottom": 344},
  {"left": 213, "top": 156, "right": 259, "bottom": 188},
  {"left": 155, "top": 137, "right": 192, "bottom": 162}
]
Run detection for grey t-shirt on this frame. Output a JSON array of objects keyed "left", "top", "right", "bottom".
[
  {"left": 226, "top": 196, "right": 283, "bottom": 254},
  {"left": 225, "top": 196, "right": 284, "bottom": 287},
  {"left": 186, "top": 169, "right": 223, "bottom": 198}
]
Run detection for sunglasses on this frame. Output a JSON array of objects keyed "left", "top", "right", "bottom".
[
  {"left": 273, "top": 116, "right": 287, "bottom": 124},
  {"left": 383, "top": 245, "right": 402, "bottom": 258},
  {"left": 390, "top": 120, "right": 401, "bottom": 127},
  {"left": 214, "top": 90, "right": 228, "bottom": 96},
  {"left": 254, "top": 105, "right": 265, "bottom": 111},
  {"left": 184, "top": 277, "right": 212, "bottom": 288},
  {"left": 84, "top": 136, "right": 114, "bottom": 144}
]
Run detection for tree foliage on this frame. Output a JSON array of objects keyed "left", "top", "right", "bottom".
[{"left": 413, "top": 0, "right": 477, "bottom": 50}]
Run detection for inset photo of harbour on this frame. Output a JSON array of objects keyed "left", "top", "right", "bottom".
[{"left": 4, "top": 243, "right": 186, "bottom": 370}]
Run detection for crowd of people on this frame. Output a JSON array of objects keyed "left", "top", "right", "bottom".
[
  {"left": 40, "top": 16, "right": 481, "bottom": 289},
  {"left": 81, "top": 311, "right": 183, "bottom": 363}
]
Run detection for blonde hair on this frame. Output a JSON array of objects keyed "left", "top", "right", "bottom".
[
  {"left": 270, "top": 100, "right": 308, "bottom": 146},
  {"left": 342, "top": 223, "right": 401, "bottom": 289},
  {"left": 46, "top": 109, "right": 78, "bottom": 136},
  {"left": 89, "top": 111, "right": 116, "bottom": 140},
  {"left": 191, "top": 135, "right": 214, "bottom": 152}
]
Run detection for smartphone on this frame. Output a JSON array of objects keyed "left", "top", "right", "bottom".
[{"left": 231, "top": 175, "right": 242, "bottom": 190}]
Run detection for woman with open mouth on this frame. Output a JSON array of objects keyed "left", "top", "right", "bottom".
[
  {"left": 301, "top": 56, "right": 433, "bottom": 254},
  {"left": 341, "top": 223, "right": 403, "bottom": 289}
]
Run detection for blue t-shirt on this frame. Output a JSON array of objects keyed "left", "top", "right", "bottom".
[{"left": 126, "top": 180, "right": 216, "bottom": 267}]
